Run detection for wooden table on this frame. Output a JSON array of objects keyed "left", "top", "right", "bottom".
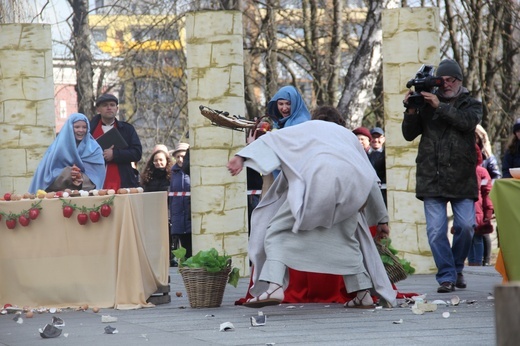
[
  {"left": 0, "top": 192, "right": 169, "bottom": 309},
  {"left": 490, "top": 179, "right": 520, "bottom": 282}
]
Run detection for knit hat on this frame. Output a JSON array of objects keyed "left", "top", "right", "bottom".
[
  {"left": 171, "top": 142, "right": 189, "bottom": 156},
  {"left": 436, "top": 59, "right": 463, "bottom": 81},
  {"left": 352, "top": 127, "right": 372, "bottom": 141},
  {"left": 513, "top": 118, "right": 520, "bottom": 133},
  {"left": 95, "top": 93, "right": 119, "bottom": 107}
]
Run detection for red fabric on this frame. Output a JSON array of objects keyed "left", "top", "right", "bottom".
[
  {"left": 93, "top": 122, "right": 121, "bottom": 190},
  {"left": 235, "top": 225, "right": 418, "bottom": 305}
]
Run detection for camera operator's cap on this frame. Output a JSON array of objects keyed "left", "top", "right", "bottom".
[
  {"left": 513, "top": 118, "right": 520, "bottom": 133},
  {"left": 353, "top": 127, "right": 372, "bottom": 141},
  {"left": 95, "top": 94, "right": 119, "bottom": 107},
  {"left": 436, "top": 59, "right": 463, "bottom": 81},
  {"left": 370, "top": 127, "right": 385, "bottom": 136}
]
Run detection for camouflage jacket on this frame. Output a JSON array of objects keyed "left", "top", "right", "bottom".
[{"left": 402, "top": 91, "right": 482, "bottom": 201}]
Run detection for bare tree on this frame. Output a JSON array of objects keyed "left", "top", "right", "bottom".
[
  {"left": 0, "top": 0, "right": 34, "bottom": 23},
  {"left": 337, "top": 0, "right": 398, "bottom": 128},
  {"left": 68, "top": 0, "right": 95, "bottom": 117}
]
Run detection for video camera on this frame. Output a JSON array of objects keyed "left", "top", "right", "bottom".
[{"left": 405, "top": 65, "right": 444, "bottom": 108}]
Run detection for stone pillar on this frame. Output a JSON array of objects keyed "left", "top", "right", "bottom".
[
  {"left": 381, "top": 8, "right": 440, "bottom": 273},
  {"left": 0, "top": 24, "right": 55, "bottom": 194},
  {"left": 185, "top": 11, "right": 249, "bottom": 275}
]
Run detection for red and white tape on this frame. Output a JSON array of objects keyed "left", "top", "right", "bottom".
[
  {"left": 168, "top": 190, "right": 262, "bottom": 197},
  {"left": 168, "top": 192, "right": 191, "bottom": 196}
]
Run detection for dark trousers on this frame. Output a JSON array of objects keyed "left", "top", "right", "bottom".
[{"left": 171, "top": 234, "right": 193, "bottom": 259}]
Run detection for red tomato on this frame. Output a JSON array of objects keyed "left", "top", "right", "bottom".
[
  {"left": 63, "top": 206, "right": 74, "bottom": 218},
  {"left": 18, "top": 215, "right": 30, "bottom": 227},
  {"left": 6, "top": 218, "right": 16, "bottom": 229},
  {"left": 89, "top": 211, "right": 100, "bottom": 223},
  {"left": 3, "top": 193, "right": 12, "bottom": 201},
  {"left": 28, "top": 208, "right": 40, "bottom": 220},
  {"left": 77, "top": 213, "right": 88, "bottom": 225},
  {"left": 100, "top": 204, "right": 111, "bottom": 217}
]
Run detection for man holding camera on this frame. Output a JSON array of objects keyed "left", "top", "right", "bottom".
[{"left": 402, "top": 59, "right": 482, "bottom": 293}]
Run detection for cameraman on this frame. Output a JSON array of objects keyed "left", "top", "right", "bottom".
[{"left": 402, "top": 59, "right": 482, "bottom": 293}]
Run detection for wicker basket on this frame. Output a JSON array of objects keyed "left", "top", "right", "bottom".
[
  {"left": 376, "top": 241, "right": 408, "bottom": 284},
  {"left": 179, "top": 266, "right": 231, "bottom": 308}
]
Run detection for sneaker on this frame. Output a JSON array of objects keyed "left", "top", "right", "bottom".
[
  {"left": 437, "top": 282, "right": 455, "bottom": 293},
  {"left": 456, "top": 273, "right": 466, "bottom": 289}
]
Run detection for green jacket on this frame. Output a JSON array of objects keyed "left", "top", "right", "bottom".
[{"left": 402, "top": 91, "right": 482, "bottom": 201}]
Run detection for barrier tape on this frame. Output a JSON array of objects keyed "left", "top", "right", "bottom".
[{"left": 168, "top": 190, "right": 262, "bottom": 197}]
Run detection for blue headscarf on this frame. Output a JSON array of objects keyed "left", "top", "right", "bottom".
[
  {"left": 29, "top": 113, "right": 105, "bottom": 193},
  {"left": 267, "top": 86, "right": 311, "bottom": 129}
]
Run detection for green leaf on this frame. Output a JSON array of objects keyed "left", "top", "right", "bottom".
[
  {"left": 228, "top": 268, "right": 240, "bottom": 288},
  {"left": 176, "top": 246, "right": 239, "bottom": 286},
  {"left": 172, "top": 247, "right": 187, "bottom": 262}
]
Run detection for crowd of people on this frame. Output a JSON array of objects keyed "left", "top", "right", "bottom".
[{"left": 29, "top": 57, "right": 505, "bottom": 307}]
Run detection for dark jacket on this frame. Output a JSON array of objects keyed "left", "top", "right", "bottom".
[
  {"left": 402, "top": 91, "right": 482, "bottom": 200},
  {"left": 143, "top": 169, "right": 170, "bottom": 192},
  {"left": 169, "top": 164, "right": 191, "bottom": 235},
  {"left": 482, "top": 154, "right": 501, "bottom": 180},
  {"left": 368, "top": 148, "right": 386, "bottom": 184},
  {"left": 90, "top": 115, "right": 142, "bottom": 188},
  {"left": 501, "top": 142, "right": 520, "bottom": 178}
]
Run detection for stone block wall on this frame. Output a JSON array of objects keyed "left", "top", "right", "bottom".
[
  {"left": 0, "top": 24, "right": 55, "bottom": 194},
  {"left": 382, "top": 8, "right": 440, "bottom": 273},
  {"left": 185, "top": 11, "right": 249, "bottom": 275}
]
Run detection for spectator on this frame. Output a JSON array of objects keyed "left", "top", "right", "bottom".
[
  {"left": 90, "top": 94, "right": 142, "bottom": 190},
  {"left": 475, "top": 124, "right": 500, "bottom": 266},
  {"left": 141, "top": 149, "right": 173, "bottom": 192},
  {"left": 402, "top": 58, "right": 482, "bottom": 293},
  {"left": 467, "top": 145, "right": 494, "bottom": 266},
  {"left": 501, "top": 118, "right": 520, "bottom": 178},
  {"left": 352, "top": 127, "right": 372, "bottom": 153},
  {"left": 169, "top": 143, "right": 192, "bottom": 259},
  {"left": 368, "top": 127, "right": 387, "bottom": 206},
  {"left": 29, "top": 113, "right": 105, "bottom": 193}
]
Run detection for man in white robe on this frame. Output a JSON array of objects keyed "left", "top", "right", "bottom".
[{"left": 227, "top": 116, "right": 396, "bottom": 308}]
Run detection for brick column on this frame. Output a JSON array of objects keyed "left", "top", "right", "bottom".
[
  {"left": 0, "top": 24, "right": 55, "bottom": 194},
  {"left": 382, "top": 8, "right": 440, "bottom": 273},
  {"left": 185, "top": 11, "right": 249, "bottom": 275}
]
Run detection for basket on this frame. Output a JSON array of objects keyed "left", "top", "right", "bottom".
[
  {"left": 179, "top": 266, "right": 231, "bottom": 308},
  {"left": 376, "top": 240, "right": 408, "bottom": 284}
]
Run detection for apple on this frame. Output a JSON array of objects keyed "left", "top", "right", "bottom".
[
  {"left": 6, "top": 218, "right": 16, "bottom": 229},
  {"left": 100, "top": 204, "right": 112, "bottom": 217},
  {"left": 89, "top": 211, "right": 100, "bottom": 223},
  {"left": 77, "top": 213, "right": 88, "bottom": 225},
  {"left": 18, "top": 215, "right": 30, "bottom": 227},
  {"left": 3, "top": 193, "right": 12, "bottom": 201},
  {"left": 28, "top": 208, "right": 40, "bottom": 220}
]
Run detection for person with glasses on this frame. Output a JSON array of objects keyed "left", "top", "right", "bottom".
[{"left": 402, "top": 59, "right": 482, "bottom": 293}]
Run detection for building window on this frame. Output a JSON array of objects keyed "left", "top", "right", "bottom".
[
  {"left": 59, "top": 100, "right": 67, "bottom": 119},
  {"left": 92, "top": 28, "right": 107, "bottom": 42}
]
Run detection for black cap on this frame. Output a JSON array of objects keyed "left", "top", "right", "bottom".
[
  {"left": 436, "top": 59, "right": 463, "bottom": 81},
  {"left": 95, "top": 94, "right": 119, "bottom": 107}
]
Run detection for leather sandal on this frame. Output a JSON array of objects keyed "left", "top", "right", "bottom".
[
  {"left": 243, "top": 284, "right": 283, "bottom": 308},
  {"left": 344, "top": 290, "right": 375, "bottom": 309}
]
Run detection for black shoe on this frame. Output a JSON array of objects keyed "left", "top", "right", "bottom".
[
  {"left": 437, "top": 282, "right": 455, "bottom": 293},
  {"left": 456, "top": 273, "right": 466, "bottom": 289}
]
